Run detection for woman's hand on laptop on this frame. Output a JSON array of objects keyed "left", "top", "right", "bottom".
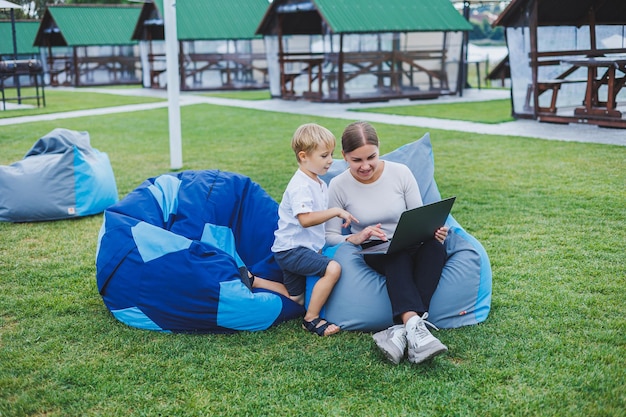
[{"left": 346, "top": 223, "right": 387, "bottom": 245}]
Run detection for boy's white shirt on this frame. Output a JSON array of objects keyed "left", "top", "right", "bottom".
[{"left": 272, "top": 168, "right": 328, "bottom": 253}]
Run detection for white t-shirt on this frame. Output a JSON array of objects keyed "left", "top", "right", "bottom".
[
  {"left": 326, "top": 161, "right": 422, "bottom": 246},
  {"left": 272, "top": 168, "right": 328, "bottom": 253}
]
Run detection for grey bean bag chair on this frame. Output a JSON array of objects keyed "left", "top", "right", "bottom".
[
  {"left": 306, "top": 133, "right": 492, "bottom": 330},
  {"left": 0, "top": 128, "right": 118, "bottom": 222}
]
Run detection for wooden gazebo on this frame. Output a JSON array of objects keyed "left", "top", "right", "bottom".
[
  {"left": 33, "top": 5, "right": 142, "bottom": 87},
  {"left": 132, "top": 0, "right": 269, "bottom": 91},
  {"left": 494, "top": 0, "right": 626, "bottom": 128},
  {"left": 256, "top": 0, "right": 472, "bottom": 103}
]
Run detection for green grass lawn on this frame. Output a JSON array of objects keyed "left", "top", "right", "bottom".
[
  {"left": 0, "top": 87, "right": 164, "bottom": 119},
  {"left": 352, "top": 99, "right": 514, "bottom": 124},
  {"left": 0, "top": 98, "right": 624, "bottom": 416}
]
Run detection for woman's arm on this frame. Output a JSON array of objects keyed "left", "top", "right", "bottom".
[
  {"left": 326, "top": 181, "right": 386, "bottom": 245},
  {"left": 401, "top": 164, "right": 423, "bottom": 209}
]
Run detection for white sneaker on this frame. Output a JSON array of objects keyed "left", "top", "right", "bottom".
[
  {"left": 373, "top": 324, "right": 407, "bottom": 365},
  {"left": 406, "top": 313, "right": 448, "bottom": 364}
]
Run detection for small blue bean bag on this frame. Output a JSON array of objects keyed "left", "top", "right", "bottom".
[
  {"left": 0, "top": 128, "right": 118, "bottom": 222},
  {"left": 96, "top": 170, "right": 304, "bottom": 333},
  {"left": 306, "top": 133, "right": 492, "bottom": 330}
]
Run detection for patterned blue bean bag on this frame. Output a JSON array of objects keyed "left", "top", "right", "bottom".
[
  {"left": 96, "top": 170, "right": 304, "bottom": 333},
  {"left": 306, "top": 133, "right": 492, "bottom": 330}
]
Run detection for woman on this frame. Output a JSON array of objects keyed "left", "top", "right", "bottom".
[{"left": 325, "top": 121, "right": 449, "bottom": 365}]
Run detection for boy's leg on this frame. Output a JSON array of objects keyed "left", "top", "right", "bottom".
[
  {"left": 289, "top": 293, "right": 305, "bottom": 305},
  {"left": 239, "top": 266, "right": 290, "bottom": 297},
  {"left": 305, "top": 259, "right": 340, "bottom": 322},
  {"left": 274, "top": 247, "right": 341, "bottom": 336},
  {"left": 305, "top": 259, "right": 341, "bottom": 336},
  {"left": 273, "top": 248, "right": 311, "bottom": 303},
  {"left": 274, "top": 247, "right": 334, "bottom": 302},
  {"left": 251, "top": 276, "right": 290, "bottom": 298}
]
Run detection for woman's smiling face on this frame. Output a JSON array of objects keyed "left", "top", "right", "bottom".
[{"left": 343, "top": 144, "right": 382, "bottom": 184}]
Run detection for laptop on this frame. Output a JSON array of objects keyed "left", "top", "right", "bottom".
[{"left": 356, "top": 196, "right": 456, "bottom": 255}]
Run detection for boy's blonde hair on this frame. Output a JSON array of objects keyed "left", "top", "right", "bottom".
[{"left": 291, "top": 123, "right": 336, "bottom": 162}]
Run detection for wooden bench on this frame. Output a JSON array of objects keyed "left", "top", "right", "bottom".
[
  {"left": 525, "top": 48, "right": 626, "bottom": 113},
  {"left": 279, "top": 57, "right": 324, "bottom": 97},
  {"left": 525, "top": 79, "right": 586, "bottom": 113}
]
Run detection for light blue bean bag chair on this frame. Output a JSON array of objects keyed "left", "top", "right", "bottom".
[
  {"left": 306, "top": 132, "right": 492, "bottom": 330},
  {"left": 0, "top": 128, "right": 118, "bottom": 222}
]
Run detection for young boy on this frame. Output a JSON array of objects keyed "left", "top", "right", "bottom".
[{"left": 272, "top": 123, "right": 357, "bottom": 337}]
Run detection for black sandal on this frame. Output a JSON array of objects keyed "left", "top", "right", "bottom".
[
  {"left": 302, "top": 317, "right": 340, "bottom": 337},
  {"left": 238, "top": 266, "right": 254, "bottom": 290}
]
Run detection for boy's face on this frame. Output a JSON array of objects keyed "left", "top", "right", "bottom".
[{"left": 298, "top": 146, "right": 334, "bottom": 178}]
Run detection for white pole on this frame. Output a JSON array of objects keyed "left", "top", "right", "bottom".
[
  {"left": 139, "top": 41, "right": 151, "bottom": 88},
  {"left": 163, "top": 0, "right": 183, "bottom": 170}
]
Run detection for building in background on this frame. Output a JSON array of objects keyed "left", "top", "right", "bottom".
[
  {"left": 494, "top": 0, "right": 626, "bottom": 128},
  {"left": 33, "top": 4, "right": 142, "bottom": 87},
  {"left": 256, "top": 0, "right": 472, "bottom": 102},
  {"left": 132, "top": 0, "right": 269, "bottom": 91}
]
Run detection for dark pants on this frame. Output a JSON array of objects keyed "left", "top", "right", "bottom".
[
  {"left": 365, "top": 240, "right": 446, "bottom": 323},
  {"left": 273, "top": 246, "right": 331, "bottom": 297}
]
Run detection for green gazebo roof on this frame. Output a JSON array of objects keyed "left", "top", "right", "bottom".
[
  {"left": 257, "top": 0, "right": 472, "bottom": 35},
  {"left": 315, "top": 0, "right": 472, "bottom": 33},
  {"left": 137, "top": 0, "right": 268, "bottom": 41},
  {"left": 0, "top": 21, "right": 39, "bottom": 55},
  {"left": 34, "top": 5, "right": 141, "bottom": 47}
]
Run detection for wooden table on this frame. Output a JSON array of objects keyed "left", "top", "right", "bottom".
[
  {"left": 562, "top": 57, "right": 626, "bottom": 119},
  {"left": 279, "top": 56, "right": 324, "bottom": 98}
]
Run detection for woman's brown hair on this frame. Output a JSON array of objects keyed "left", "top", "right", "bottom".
[{"left": 341, "top": 121, "right": 379, "bottom": 153}]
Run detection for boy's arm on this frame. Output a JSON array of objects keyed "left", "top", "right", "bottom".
[{"left": 298, "top": 208, "right": 357, "bottom": 229}]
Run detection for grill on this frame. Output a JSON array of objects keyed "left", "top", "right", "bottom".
[
  {"left": 0, "top": 59, "right": 43, "bottom": 74},
  {"left": 0, "top": 59, "right": 46, "bottom": 110}
]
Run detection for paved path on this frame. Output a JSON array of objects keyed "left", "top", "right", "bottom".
[{"left": 1, "top": 87, "right": 624, "bottom": 146}]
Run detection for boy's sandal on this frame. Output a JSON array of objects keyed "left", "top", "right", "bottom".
[
  {"left": 238, "top": 267, "right": 254, "bottom": 290},
  {"left": 302, "top": 317, "right": 340, "bottom": 337}
]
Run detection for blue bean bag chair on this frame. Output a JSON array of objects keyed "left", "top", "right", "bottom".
[
  {"left": 96, "top": 170, "right": 304, "bottom": 333},
  {"left": 0, "top": 128, "right": 118, "bottom": 222},
  {"left": 306, "top": 132, "right": 492, "bottom": 330}
]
